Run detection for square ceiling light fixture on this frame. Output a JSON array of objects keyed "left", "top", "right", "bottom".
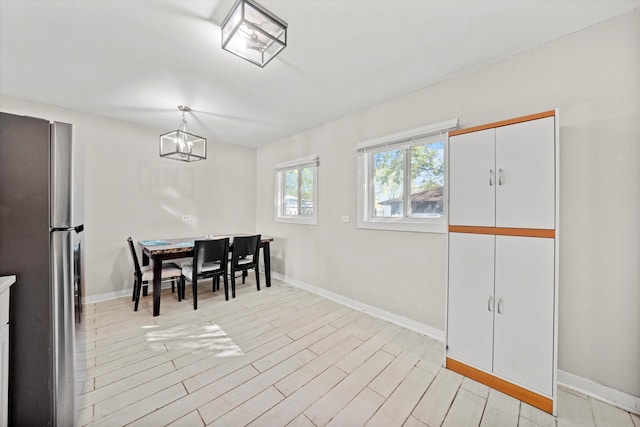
[
  {"left": 221, "top": 0, "right": 288, "bottom": 67},
  {"left": 159, "top": 106, "right": 206, "bottom": 162}
]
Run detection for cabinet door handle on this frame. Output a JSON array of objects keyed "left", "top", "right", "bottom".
[
  {"left": 488, "top": 296, "right": 493, "bottom": 311},
  {"left": 497, "top": 298, "right": 504, "bottom": 314},
  {"left": 498, "top": 168, "right": 504, "bottom": 186},
  {"left": 489, "top": 169, "right": 494, "bottom": 186}
]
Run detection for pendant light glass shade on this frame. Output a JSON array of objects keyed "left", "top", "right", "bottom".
[
  {"left": 160, "top": 106, "right": 206, "bottom": 162},
  {"left": 221, "top": 0, "right": 287, "bottom": 67}
]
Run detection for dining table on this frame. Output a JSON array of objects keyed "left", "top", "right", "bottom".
[{"left": 138, "top": 234, "right": 273, "bottom": 316}]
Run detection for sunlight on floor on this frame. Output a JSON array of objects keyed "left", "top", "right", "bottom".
[{"left": 144, "top": 323, "right": 244, "bottom": 356}]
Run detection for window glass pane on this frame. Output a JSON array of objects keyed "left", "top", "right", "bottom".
[
  {"left": 373, "top": 149, "right": 404, "bottom": 217},
  {"left": 409, "top": 141, "right": 444, "bottom": 217},
  {"left": 284, "top": 169, "right": 298, "bottom": 215},
  {"left": 299, "top": 167, "right": 314, "bottom": 216},
  {"left": 275, "top": 156, "right": 318, "bottom": 225}
]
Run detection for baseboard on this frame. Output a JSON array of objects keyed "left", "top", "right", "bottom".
[
  {"left": 83, "top": 282, "right": 175, "bottom": 305},
  {"left": 558, "top": 370, "right": 640, "bottom": 415},
  {"left": 269, "top": 271, "right": 445, "bottom": 343},
  {"left": 83, "top": 289, "right": 130, "bottom": 304}
]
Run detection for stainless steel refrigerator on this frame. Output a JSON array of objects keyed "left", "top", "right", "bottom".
[{"left": 0, "top": 111, "right": 83, "bottom": 426}]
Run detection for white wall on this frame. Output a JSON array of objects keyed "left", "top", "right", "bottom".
[
  {"left": 0, "top": 96, "right": 257, "bottom": 300},
  {"left": 256, "top": 9, "right": 640, "bottom": 402}
]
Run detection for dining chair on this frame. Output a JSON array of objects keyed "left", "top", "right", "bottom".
[
  {"left": 127, "top": 237, "right": 183, "bottom": 311},
  {"left": 229, "top": 234, "right": 261, "bottom": 298},
  {"left": 181, "top": 238, "right": 230, "bottom": 310}
]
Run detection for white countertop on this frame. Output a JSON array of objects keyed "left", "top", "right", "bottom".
[{"left": 0, "top": 275, "right": 16, "bottom": 294}]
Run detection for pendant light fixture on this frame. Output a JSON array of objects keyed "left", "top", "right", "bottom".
[
  {"left": 221, "top": 0, "right": 287, "bottom": 67},
  {"left": 159, "top": 105, "right": 206, "bottom": 162}
]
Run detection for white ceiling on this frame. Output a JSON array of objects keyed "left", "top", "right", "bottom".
[{"left": 1, "top": 0, "right": 638, "bottom": 148}]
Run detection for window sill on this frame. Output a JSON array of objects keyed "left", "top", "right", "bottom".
[
  {"left": 275, "top": 216, "right": 318, "bottom": 225},
  {"left": 356, "top": 219, "right": 446, "bottom": 233}
]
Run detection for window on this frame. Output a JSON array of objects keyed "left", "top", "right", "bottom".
[
  {"left": 357, "top": 120, "right": 458, "bottom": 233},
  {"left": 275, "top": 155, "right": 318, "bottom": 225}
]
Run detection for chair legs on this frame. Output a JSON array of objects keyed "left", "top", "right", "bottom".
[
  {"left": 212, "top": 276, "right": 221, "bottom": 292},
  {"left": 193, "top": 277, "right": 221, "bottom": 307},
  {"left": 192, "top": 277, "right": 198, "bottom": 310},
  {"left": 222, "top": 273, "right": 229, "bottom": 301},
  {"left": 132, "top": 277, "right": 147, "bottom": 301},
  {"left": 133, "top": 276, "right": 183, "bottom": 311},
  {"left": 231, "top": 271, "right": 236, "bottom": 299},
  {"left": 188, "top": 274, "right": 226, "bottom": 309},
  {"left": 230, "top": 268, "right": 259, "bottom": 297},
  {"left": 133, "top": 277, "right": 142, "bottom": 312}
]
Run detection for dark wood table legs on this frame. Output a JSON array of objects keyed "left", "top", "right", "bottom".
[
  {"left": 143, "top": 252, "right": 177, "bottom": 317},
  {"left": 262, "top": 241, "right": 271, "bottom": 287},
  {"left": 152, "top": 258, "right": 163, "bottom": 317}
]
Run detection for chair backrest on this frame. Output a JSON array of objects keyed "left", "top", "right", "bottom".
[
  {"left": 231, "top": 234, "right": 261, "bottom": 267},
  {"left": 193, "top": 238, "right": 230, "bottom": 277},
  {"left": 127, "top": 237, "right": 142, "bottom": 278}
]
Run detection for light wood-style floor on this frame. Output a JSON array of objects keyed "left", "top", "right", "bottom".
[{"left": 76, "top": 277, "right": 639, "bottom": 427}]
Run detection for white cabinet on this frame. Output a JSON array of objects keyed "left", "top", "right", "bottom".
[
  {"left": 447, "top": 233, "right": 494, "bottom": 371},
  {"left": 495, "top": 117, "right": 555, "bottom": 229},
  {"left": 449, "top": 116, "right": 555, "bottom": 229},
  {"left": 449, "top": 128, "right": 495, "bottom": 227},
  {"left": 448, "top": 234, "right": 555, "bottom": 395},
  {"left": 493, "top": 235, "right": 555, "bottom": 395},
  {"left": 446, "top": 111, "right": 558, "bottom": 414}
]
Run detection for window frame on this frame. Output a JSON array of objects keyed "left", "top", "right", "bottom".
[
  {"left": 274, "top": 154, "right": 319, "bottom": 225},
  {"left": 356, "top": 120, "right": 458, "bottom": 233}
]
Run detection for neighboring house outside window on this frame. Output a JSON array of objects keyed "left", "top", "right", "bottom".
[
  {"left": 274, "top": 155, "right": 319, "bottom": 225},
  {"left": 378, "top": 186, "right": 444, "bottom": 218},
  {"left": 356, "top": 119, "right": 457, "bottom": 233}
]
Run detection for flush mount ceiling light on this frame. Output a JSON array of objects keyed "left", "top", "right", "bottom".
[
  {"left": 159, "top": 105, "right": 206, "bottom": 162},
  {"left": 221, "top": 0, "right": 288, "bottom": 67}
]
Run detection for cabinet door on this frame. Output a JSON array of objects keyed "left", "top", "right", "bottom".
[
  {"left": 447, "top": 233, "right": 495, "bottom": 372},
  {"left": 449, "top": 129, "right": 496, "bottom": 227},
  {"left": 495, "top": 117, "right": 555, "bottom": 229},
  {"left": 493, "top": 236, "right": 555, "bottom": 395}
]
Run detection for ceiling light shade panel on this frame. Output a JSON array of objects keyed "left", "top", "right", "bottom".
[
  {"left": 221, "top": 0, "right": 287, "bottom": 67},
  {"left": 160, "top": 106, "right": 206, "bottom": 162}
]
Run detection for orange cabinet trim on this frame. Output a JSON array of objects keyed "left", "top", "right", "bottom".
[
  {"left": 449, "top": 110, "right": 556, "bottom": 136},
  {"left": 448, "top": 225, "right": 555, "bottom": 238},
  {"left": 446, "top": 357, "right": 554, "bottom": 414}
]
